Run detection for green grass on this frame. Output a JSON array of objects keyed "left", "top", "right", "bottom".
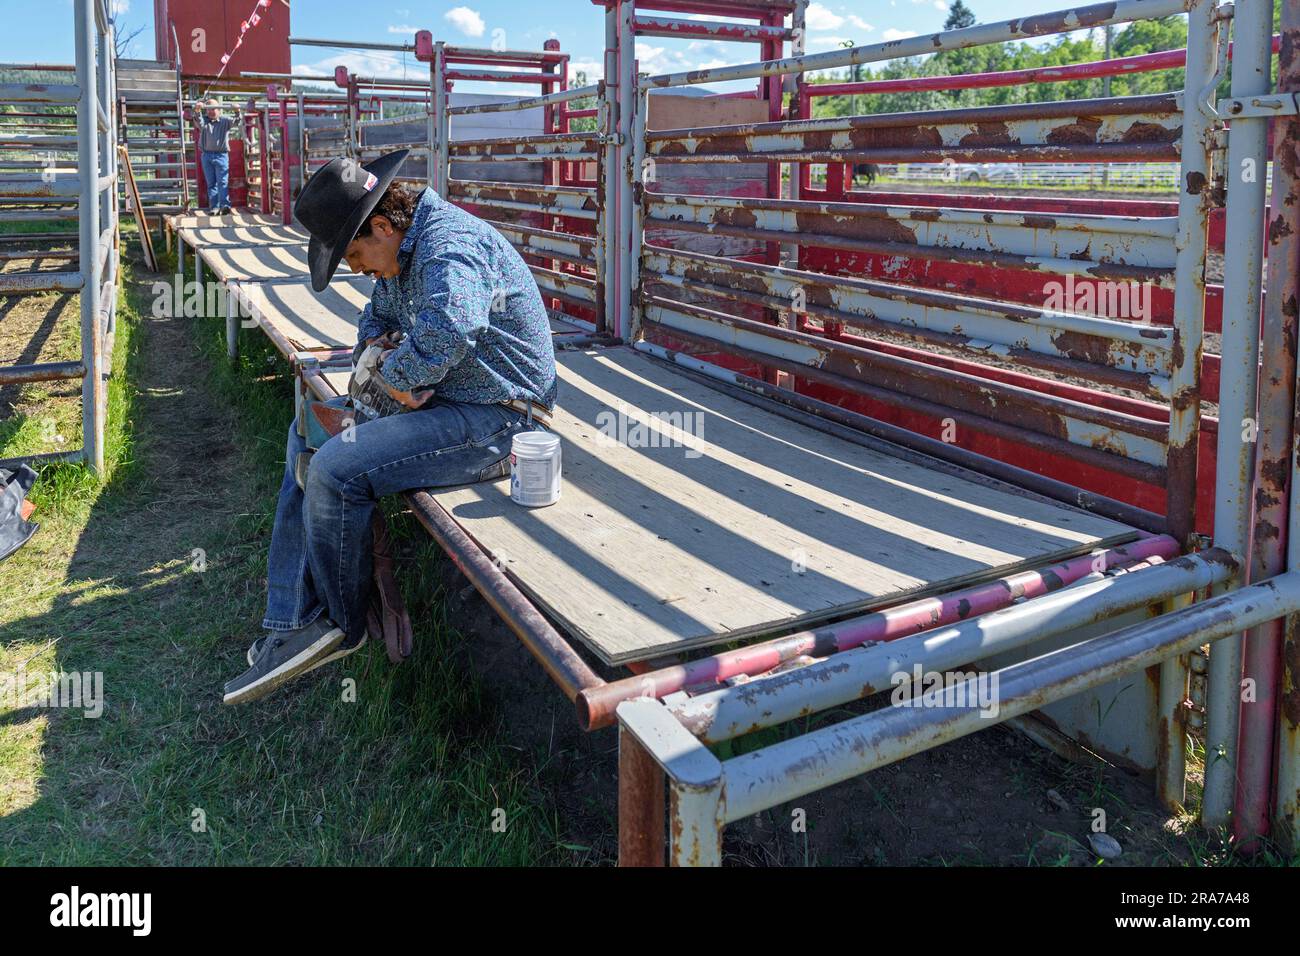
[{"left": 0, "top": 243, "right": 565, "bottom": 865}]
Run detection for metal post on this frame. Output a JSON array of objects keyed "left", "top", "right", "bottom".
[
  {"left": 618, "top": 723, "right": 665, "bottom": 866},
  {"left": 225, "top": 285, "right": 238, "bottom": 360},
  {"left": 426, "top": 51, "right": 437, "bottom": 189},
  {"left": 616, "top": 0, "right": 635, "bottom": 342},
  {"left": 1165, "top": 0, "right": 1231, "bottom": 829},
  {"left": 1157, "top": 592, "right": 1192, "bottom": 809},
  {"left": 96, "top": 18, "right": 112, "bottom": 235},
  {"left": 628, "top": 83, "right": 646, "bottom": 343},
  {"left": 1166, "top": 0, "right": 1218, "bottom": 550},
  {"left": 595, "top": 81, "right": 610, "bottom": 337},
  {"left": 1277, "top": 0, "right": 1300, "bottom": 853},
  {"left": 296, "top": 88, "right": 306, "bottom": 195},
  {"left": 1219, "top": 0, "right": 1283, "bottom": 847},
  {"left": 279, "top": 95, "right": 291, "bottom": 224},
  {"left": 602, "top": 5, "right": 619, "bottom": 338},
  {"left": 260, "top": 108, "right": 272, "bottom": 213},
  {"left": 617, "top": 699, "right": 724, "bottom": 868},
  {"left": 433, "top": 43, "right": 449, "bottom": 194},
  {"left": 346, "top": 77, "right": 359, "bottom": 160},
  {"left": 75, "top": 0, "right": 103, "bottom": 473}
]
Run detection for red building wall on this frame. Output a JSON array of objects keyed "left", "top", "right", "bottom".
[{"left": 154, "top": 0, "right": 291, "bottom": 77}]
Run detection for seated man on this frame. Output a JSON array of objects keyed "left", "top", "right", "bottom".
[{"left": 224, "top": 150, "right": 557, "bottom": 705}]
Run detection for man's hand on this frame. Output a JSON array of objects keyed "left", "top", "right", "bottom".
[{"left": 377, "top": 347, "right": 434, "bottom": 409}]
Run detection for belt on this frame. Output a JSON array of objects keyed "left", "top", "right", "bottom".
[{"left": 502, "top": 397, "right": 553, "bottom": 425}]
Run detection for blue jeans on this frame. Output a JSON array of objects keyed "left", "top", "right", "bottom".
[
  {"left": 262, "top": 396, "right": 543, "bottom": 640},
  {"left": 201, "top": 150, "right": 229, "bottom": 210}
]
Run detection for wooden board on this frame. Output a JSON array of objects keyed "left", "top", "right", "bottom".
[
  {"left": 176, "top": 223, "right": 306, "bottom": 247},
  {"left": 430, "top": 346, "right": 1136, "bottom": 665},
  {"left": 118, "top": 145, "right": 157, "bottom": 271},
  {"left": 167, "top": 210, "right": 282, "bottom": 230},
  {"left": 198, "top": 242, "right": 312, "bottom": 282},
  {"left": 233, "top": 276, "right": 373, "bottom": 350}
]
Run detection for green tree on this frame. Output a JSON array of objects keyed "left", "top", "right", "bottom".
[{"left": 945, "top": 0, "right": 976, "bottom": 30}]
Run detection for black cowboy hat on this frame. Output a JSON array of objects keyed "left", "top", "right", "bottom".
[{"left": 293, "top": 150, "right": 409, "bottom": 292}]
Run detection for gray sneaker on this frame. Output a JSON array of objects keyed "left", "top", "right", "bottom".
[
  {"left": 246, "top": 629, "right": 367, "bottom": 669},
  {"left": 223, "top": 618, "right": 347, "bottom": 705}
]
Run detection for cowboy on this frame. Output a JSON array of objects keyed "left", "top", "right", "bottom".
[
  {"left": 223, "top": 150, "right": 557, "bottom": 705},
  {"left": 193, "top": 97, "right": 233, "bottom": 215}
]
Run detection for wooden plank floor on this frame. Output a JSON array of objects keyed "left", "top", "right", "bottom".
[
  {"left": 431, "top": 347, "right": 1136, "bottom": 665},
  {"left": 234, "top": 276, "right": 374, "bottom": 350}
]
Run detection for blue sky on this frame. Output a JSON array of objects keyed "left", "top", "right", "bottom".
[{"left": 16, "top": 0, "right": 1106, "bottom": 91}]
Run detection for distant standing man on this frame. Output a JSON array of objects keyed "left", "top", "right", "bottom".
[{"left": 194, "top": 97, "right": 233, "bottom": 215}]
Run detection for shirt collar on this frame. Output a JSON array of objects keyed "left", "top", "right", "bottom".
[{"left": 397, "top": 188, "right": 442, "bottom": 265}]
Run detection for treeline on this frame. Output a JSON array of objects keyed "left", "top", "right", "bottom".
[{"left": 807, "top": 6, "right": 1190, "bottom": 118}]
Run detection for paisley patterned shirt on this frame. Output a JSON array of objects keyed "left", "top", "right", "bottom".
[{"left": 357, "top": 187, "right": 557, "bottom": 407}]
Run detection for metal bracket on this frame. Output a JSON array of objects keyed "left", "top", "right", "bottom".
[{"left": 1218, "top": 93, "right": 1300, "bottom": 119}]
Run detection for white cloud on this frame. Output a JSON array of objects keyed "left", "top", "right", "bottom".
[
  {"left": 387, "top": 24, "right": 421, "bottom": 34},
  {"left": 882, "top": 28, "right": 918, "bottom": 41},
  {"left": 567, "top": 59, "right": 604, "bottom": 83},
  {"left": 635, "top": 41, "right": 666, "bottom": 63},
  {"left": 294, "top": 53, "right": 425, "bottom": 83},
  {"left": 628, "top": 40, "right": 759, "bottom": 79},
  {"left": 808, "top": 35, "right": 853, "bottom": 50},
  {"left": 444, "top": 6, "right": 486, "bottom": 38},
  {"left": 112, "top": 0, "right": 129, "bottom": 14},
  {"left": 805, "top": 3, "right": 844, "bottom": 30},
  {"left": 934, "top": 0, "right": 950, "bottom": 10},
  {"left": 847, "top": 14, "right": 874, "bottom": 30}
]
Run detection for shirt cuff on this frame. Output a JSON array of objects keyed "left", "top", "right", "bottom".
[{"left": 380, "top": 341, "right": 443, "bottom": 393}]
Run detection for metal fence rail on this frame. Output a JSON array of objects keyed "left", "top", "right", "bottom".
[
  {"left": 435, "top": 42, "right": 608, "bottom": 334},
  {"left": 625, "top": 0, "right": 1217, "bottom": 550},
  {"left": 0, "top": 0, "right": 118, "bottom": 472}
]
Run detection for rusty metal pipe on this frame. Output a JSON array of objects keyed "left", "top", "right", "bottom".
[
  {"left": 642, "top": 274, "right": 1169, "bottom": 400},
  {"left": 642, "top": 316, "right": 1169, "bottom": 485},
  {"left": 643, "top": 302, "right": 1171, "bottom": 481},
  {"left": 1275, "top": 0, "right": 1300, "bottom": 853},
  {"left": 674, "top": 549, "right": 1236, "bottom": 745},
  {"left": 642, "top": 0, "right": 1188, "bottom": 88},
  {"left": 405, "top": 490, "right": 604, "bottom": 703},
  {"left": 577, "top": 536, "right": 1180, "bottom": 731},
  {"left": 719, "top": 566, "right": 1300, "bottom": 827},
  {"left": 1218, "top": 0, "right": 1282, "bottom": 847}
]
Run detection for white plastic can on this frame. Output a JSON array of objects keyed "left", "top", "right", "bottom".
[{"left": 510, "top": 431, "right": 562, "bottom": 507}]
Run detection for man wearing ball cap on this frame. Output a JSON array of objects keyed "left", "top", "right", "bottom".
[{"left": 223, "top": 150, "right": 556, "bottom": 705}]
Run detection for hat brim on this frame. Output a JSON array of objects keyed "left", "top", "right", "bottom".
[{"left": 307, "top": 149, "right": 410, "bottom": 292}]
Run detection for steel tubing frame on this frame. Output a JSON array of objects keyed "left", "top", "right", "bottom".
[
  {"left": 0, "top": 2, "right": 117, "bottom": 473},
  {"left": 1208, "top": 0, "right": 1277, "bottom": 843},
  {"left": 622, "top": 570, "right": 1300, "bottom": 866}
]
